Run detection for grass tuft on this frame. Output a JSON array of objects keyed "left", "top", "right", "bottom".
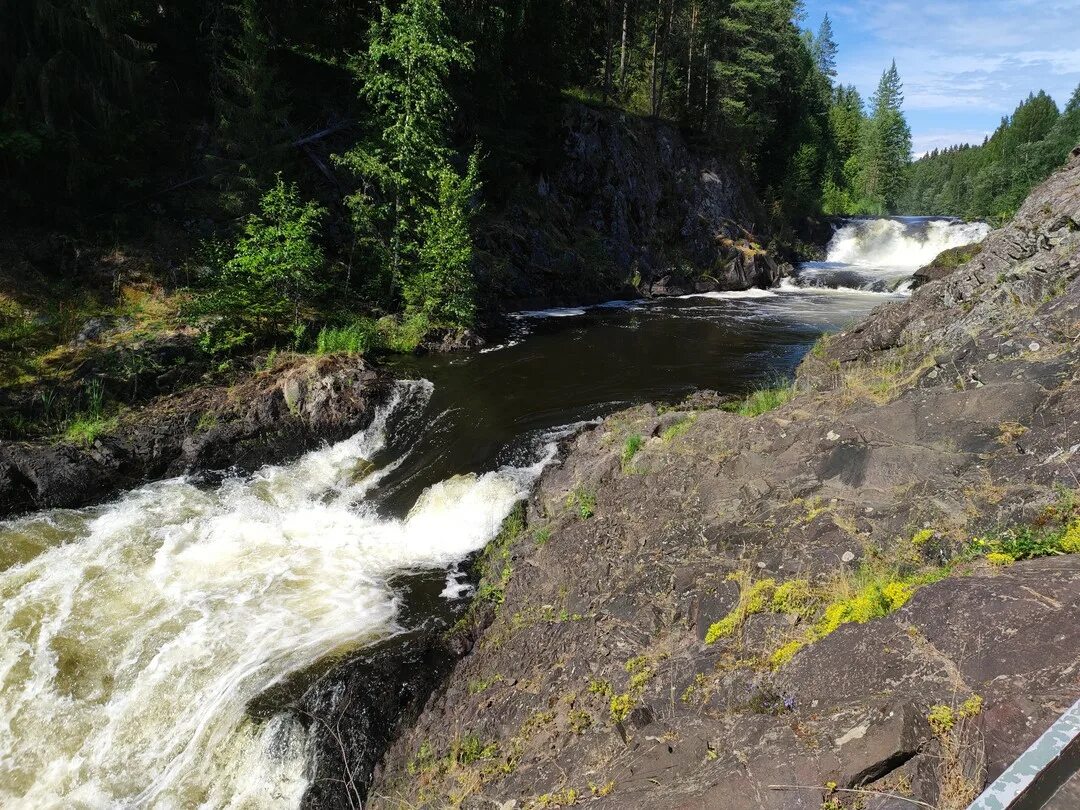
[{"left": 725, "top": 384, "right": 795, "bottom": 417}]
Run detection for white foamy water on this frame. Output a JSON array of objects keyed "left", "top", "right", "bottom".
[
  {"left": 793, "top": 217, "right": 990, "bottom": 295},
  {"left": 825, "top": 217, "right": 989, "bottom": 269},
  {"left": 0, "top": 381, "right": 549, "bottom": 809},
  {"left": 677, "top": 288, "right": 778, "bottom": 300}
]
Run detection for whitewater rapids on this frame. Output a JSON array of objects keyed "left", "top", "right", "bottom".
[
  {"left": 0, "top": 381, "right": 552, "bottom": 808},
  {"left": 795, "top": 216, "right": 990, "bottom": 294}
]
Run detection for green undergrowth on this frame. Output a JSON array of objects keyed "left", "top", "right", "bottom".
[
  {"left": 706, "top": 489, "right": 1079, "bottom": 671},
  {"left": 660, "top": 413, "right": 696, "bottom": 442},
  {"left": 315, "top": 312, "right": 436, "bottom": 356},
  {"left": 474, "top": 504, "right": 524, "bottom": 606},
  {"left": 724, "top": 383, "right": 795, "bottom": 417},
  {"left": 566, "top": 488, "right": 596, "bottom": 519},
  {"left": 621, "top": 433, "right": 643, "bottom": 470},
  {"left": 447, "top": 504, "right": 526, "bottom": 641}
]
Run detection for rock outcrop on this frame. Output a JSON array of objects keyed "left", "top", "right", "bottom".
[
  {"left": 367, "top": 153, "right": 1080, "bottom": 807},
  {"left": 480, "top": 104, "right": 784, "bottom": 311},
  {"left": 0, "top": 355, "right": 390, "bottom": 517}
]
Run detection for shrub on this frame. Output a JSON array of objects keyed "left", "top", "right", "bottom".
[{"left": 566, "top": 488, "right": 596, "bottom": 520}]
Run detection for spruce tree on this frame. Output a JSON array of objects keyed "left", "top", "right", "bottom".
[
  {"left": 856, "top": 61, "right": 911, "bottom": 212},
  {"left": 812, "top": 14, "right": 838, "bottom": 79}
]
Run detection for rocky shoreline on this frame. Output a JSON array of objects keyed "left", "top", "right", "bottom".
[
  {"left": 0, "top": 355, "right": 391, "bottom": 517},
  {"left": 364, "top": 151, "right": 1080, "bottom": 807}
]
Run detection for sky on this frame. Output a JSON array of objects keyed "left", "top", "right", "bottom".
[{"left": 801, "top": 0, "right": 1080, "bottom": 156}]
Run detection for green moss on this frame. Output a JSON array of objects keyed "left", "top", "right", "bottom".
[
  {"left": 911, "top": 528, "right": 935, "bottom": 547},
  {"left": 469, "top": 504, "right": 525, "bottom": 612},
  {"left": 587, "top": 678, "right": 612, "bottom": 697},
  {"left": 660, "top": 414, "right": 696, "bottom": 442},
  {"left": 568, "top": 709, "right": 592, "bottom": 734},
  {"left": 928, "top": 695, "right": 982, "bottom": 737},
  {"left": 770, "top": 579, "right": 813, "bottom": 616},
  {"left": 768, "top": 639, "right": 806, "bottom": 669},
  {"left": 705, "top": 573, "right": 776, "bottom": 644},
  {"left": 608, "top": 693, "right": 634, "bottom": 723},
  {"left": 535, "top": 787, "right": 580, "bottom": 807},
  {"left": 467, "top": 674, "right": 504, "bottom": 695}
]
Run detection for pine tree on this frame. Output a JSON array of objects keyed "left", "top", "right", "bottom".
[
  {"left": 408, "top": 152, "right": 482, "bottom": 327},
  {"left": 211, "top": 0, "right": 292, "bottom": 212},
  {"left": 196, "top": 175, "right": 327, "bottom": 352},
  {"left": 1, "top": 0, "right": 154, "bottom": 211}
]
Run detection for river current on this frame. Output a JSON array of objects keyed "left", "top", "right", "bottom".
[{"left": 0, "top": 217, "right": 988, "bottom": 807}]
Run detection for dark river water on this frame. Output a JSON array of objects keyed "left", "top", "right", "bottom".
[
  {"left": 376, "top": 288, "right": 886, "bottom": 514},
  {"left": 0, "top": 217, "right": 988, "bottom": 807}
]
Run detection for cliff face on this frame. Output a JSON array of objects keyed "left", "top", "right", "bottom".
[
  {"left": 479, "top": 104, "right": 783, "bottom": 311},
  {"left": 368, "top": 151, "right": 1080, "bottom": 807}
]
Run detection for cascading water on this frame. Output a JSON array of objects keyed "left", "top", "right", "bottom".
[
  {"left": 0, "top": 380, "right": 559, "bottom": 809},
  {"left": 793, "top": 216, "right": 990, "bottom": 294}
]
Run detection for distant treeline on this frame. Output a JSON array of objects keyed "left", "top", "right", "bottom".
[{"left": 899, "top": 87, "right": 1080, "bottom": 223}]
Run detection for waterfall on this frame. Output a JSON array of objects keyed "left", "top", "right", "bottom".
[{"left": 793, "top": 216, "right": 990, "bottom": 294}]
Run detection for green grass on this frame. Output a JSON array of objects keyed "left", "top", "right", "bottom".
[
  {"left": 61, "top": 379, "right": 118, "bottom": 446},
  {"left": 621, "top": 434, "right": 643, "bottom": 468},
  {"left": 316, "top": 319, "right": 380, "bottom": 356},
  {"left": 566, "top": 488, "right": 597, "bottom": 519},
  {"left": 64, "top": 414, "right": 118, "bottom": 446},
  {"left": 725, "top": 384, "right": 795, "bottom": 417}
]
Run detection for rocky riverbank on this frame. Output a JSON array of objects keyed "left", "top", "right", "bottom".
[
  {"left": 0, "top": 355, "right": 390, "bottom": 517},
  {"left": 366, "top": 151, "right": 1080, "bottom": 808}
]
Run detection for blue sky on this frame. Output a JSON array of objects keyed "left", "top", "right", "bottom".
[{"left": 802, "top": 0, "right": 1080, "bottom": 156}]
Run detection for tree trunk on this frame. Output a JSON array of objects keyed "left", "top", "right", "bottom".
[
  {"left": 602, "top": 0, "right": 614, "bottom": 101},
  {"left": 686, "top": 3, "right": 697, "bottom": 111},
  {"left": 703, "top": 41, "right": 709, "bottom": 128},
  {"left": 618, "top": 0, "right": 629, "bottom": 92},
  {"left": 650, "top": 0, "right": 662, "bottom": 116},
  {"left": 656, "top": 0, "right": 675, "bottom": 118}
]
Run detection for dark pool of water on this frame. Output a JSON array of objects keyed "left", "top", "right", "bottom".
[{"left": 369, "top": 288, "right": 891, "bottom": 517}]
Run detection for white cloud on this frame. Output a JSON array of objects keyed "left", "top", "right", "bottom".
[
  {"left": 913, "top": 131, "right": 991, "bottom": 158},
  {"left": 825, "top": 0, "right": 1080, "bottom": 131}
]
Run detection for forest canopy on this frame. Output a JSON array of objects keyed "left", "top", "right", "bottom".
[{"left": 2, "top": 1, "right": 1077, "bottom": 350}]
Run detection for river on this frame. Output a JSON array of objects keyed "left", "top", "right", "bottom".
[{"left": 0, "top": 216, "right": 988, "bottom": 808}]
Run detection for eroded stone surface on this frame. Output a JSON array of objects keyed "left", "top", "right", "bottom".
[{"left": 367, "top": 152, "right": 1080, "bottom": 807}]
